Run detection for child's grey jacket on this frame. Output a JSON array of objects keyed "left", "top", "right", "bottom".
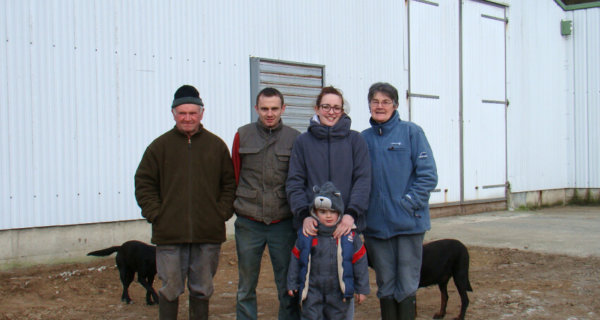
[{"left": 287, "top": 225, "right": 370, "bottom": 319}]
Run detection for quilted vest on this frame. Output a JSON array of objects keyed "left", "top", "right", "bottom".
[{"left": 233, "top": 121, "right": 299, "bottom": 223}]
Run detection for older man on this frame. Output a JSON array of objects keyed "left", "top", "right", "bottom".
[{"left": 135, "top": 85, "right": 236, "bottom": 320}]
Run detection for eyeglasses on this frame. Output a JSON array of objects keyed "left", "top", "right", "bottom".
[
  {"left": 369, "top": 100, "right": 394, "bottom": 107},
  {"left": 319, "top": 104, "right": 343, "bottom": 113}
]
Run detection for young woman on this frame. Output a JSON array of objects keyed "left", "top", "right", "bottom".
[{"left": 286, "top": 86, "right": 371, "bottom": 240}]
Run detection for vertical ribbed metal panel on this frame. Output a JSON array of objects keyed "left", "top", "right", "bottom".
[
  {"left": 32, "top": 1, "right": 64, "bottom": 226},
  {"left": 5, "top": 0, "right": 35, "bottom": 228},
  {"left": 408, "top": 0, "right": 461, "bottom": 205},
  {"left": 505, "top": 0, "right": 582, "bottom": 193},
  {"left": 574, "top": 7, "right": 600, "bottom": 188},
  {"left": 586, "top": 8, "right": 600, "bottom": 187},
  {"left": 1, "top": 0, "right": 11, "bottom": 228},
  {"left": 573, "top": 9, "right": 589, "bottom": 189}
]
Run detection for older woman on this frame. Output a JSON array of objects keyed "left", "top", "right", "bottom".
[
  {"left": 286, "top": 86, "right": 371, "bottom": 240},
  {"left": 361, "top": 82, "right": 438, "bottom": 319}
]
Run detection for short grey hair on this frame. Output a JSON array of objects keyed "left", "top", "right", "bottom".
[{"left": 367, "top": 82, "right": 399, "bottom": 106}]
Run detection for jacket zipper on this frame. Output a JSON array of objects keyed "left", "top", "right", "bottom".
[
  {"left": 327, "top": 127, "right": 331, "bottom": 181},
  {"left": 377, "top": 125, "right": 389, "bottom": 238},
  {"left": 188, "top": 136, "right": 193, "bottom": 241}
]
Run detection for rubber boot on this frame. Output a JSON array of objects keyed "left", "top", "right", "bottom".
[
  {"left": 189, "top": 296, "right": 209, "bottom": 320},
  {"left": 397, "top": 295, "right": 416, "bottom": 320},
  {"left": 380, "top": 297, "right": 398, "bottom": 320},
  {"left": 159, "top": 294, "right": 179, "bottom": 320}
]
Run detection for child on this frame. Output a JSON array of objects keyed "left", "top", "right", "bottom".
[{"left": 287, "top": 181, "right": 370, "bottom": 319}]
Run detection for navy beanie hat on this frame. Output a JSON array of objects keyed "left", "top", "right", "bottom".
[{"left": 172, "top": 85, "right": 204, "bottom": 109}]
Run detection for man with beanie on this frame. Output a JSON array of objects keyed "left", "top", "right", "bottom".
[
  {"left": 135, "top": 85, "right": 236, "bottom": 320},
  {"left": 231, "top": 87, "right": 301, "bottom": 319}
]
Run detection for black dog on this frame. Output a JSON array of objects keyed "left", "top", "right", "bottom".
[
  {"left": 419, "top": 239, "right": 473, "bottom": 320},
  {"left": 87, "top": 240, "right": 159, "bottom": 305}
]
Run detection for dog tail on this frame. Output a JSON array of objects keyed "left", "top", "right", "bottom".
[{"left": 87, "top": 246, "right": 120, "bottom": 257}]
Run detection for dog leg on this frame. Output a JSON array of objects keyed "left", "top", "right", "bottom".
[
  {"left": 151, "top": 288, "right": 159, "bottom": 305},
  {"left": 147, "top": 272, "right": 159, "bottom": 304},
  {"left": 120, "top": 269, "right": 135, "bottom": 304},
  {"left": 453, "top": 254, "right": 472, "bottom": 320},
  {"left": 138, "top": 275, "right": 158, "bottom": 305},
  {"left": 454, "top": 279, "right": 470, "bottom": 320},
  {"left": 434, "top": 281, "right": 449, "bottom": 319}
]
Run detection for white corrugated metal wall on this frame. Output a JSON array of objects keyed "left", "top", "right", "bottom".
[
  {"left": 506, "top": 0, "right": 573, "bottom": 193},
  {"left": 1, "top": 0, "right": 599, "bottom": 231},
  {"left": 0, "top": 0, "right": 409, "bottom": 229},
  {"left": 506, "top": 1, "right": 600, "bottom": 193},
  {"left": 573, "top": 7, "right": 600, "bottom": 188}
]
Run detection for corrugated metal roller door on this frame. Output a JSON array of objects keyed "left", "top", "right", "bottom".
[{"left": 250, "top": 57, "right": 324, "bottom": 132}]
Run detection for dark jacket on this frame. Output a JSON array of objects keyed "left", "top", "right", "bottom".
[
  {"left": 287, "top": 226, "right": 369, "bottom": 303},
  {"left": 361, "top": 111, "right": 438, "bottom": 239},
  {"left": 135, "top": 126, "right": 236, "bottom": 244},
  {"left": 233, "top": 120, "right": 300, "bottom": 224},
  {"left": 286, "top": 114, "right": 371, "bottom": 230}
]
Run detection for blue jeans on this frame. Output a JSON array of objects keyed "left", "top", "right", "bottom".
[
  {"left": 235, "top": 216, "right": 300, "bottom": 320},
  {"left": 364, "top": 233, "right": 424, "bottom": 302}
]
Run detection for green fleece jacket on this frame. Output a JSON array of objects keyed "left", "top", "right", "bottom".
[{"left": 135, "top": 126, "right": 236, "bottom": 244}]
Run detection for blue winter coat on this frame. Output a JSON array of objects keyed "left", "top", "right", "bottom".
[
  {"left": 286, "top": 114, "right": 371, "bottom": 231},
  {"left": 361, "top": 111, "right": 438, "bottom": 239}
]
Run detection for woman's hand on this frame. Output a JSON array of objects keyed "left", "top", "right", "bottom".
[
  {"left": 333, "top": 214, "right": 354, "bottom": 239},
  {"left": 303, "top": 216, "right": 318, "bottom": 237},
  {"left": 355, "top": 293, "right": 367, "bottom": 304}
]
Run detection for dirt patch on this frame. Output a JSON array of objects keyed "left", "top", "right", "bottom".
[{"left": 1, "top": 240, "right": 599, "bottom": 319}]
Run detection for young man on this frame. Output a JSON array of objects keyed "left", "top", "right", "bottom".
[
  {"left": 135, "top": 85, "right": 236, "bottom": 320},
  {"left": 287, "top": 182, "right": 369, "bottom": 320},
  {"left": 232, "top": 87, "right": 301, "bottom": 320}
]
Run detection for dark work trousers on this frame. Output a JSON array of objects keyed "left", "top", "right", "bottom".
[{"left": 156, "top": 243, "right": 221, "bottom": 301}]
